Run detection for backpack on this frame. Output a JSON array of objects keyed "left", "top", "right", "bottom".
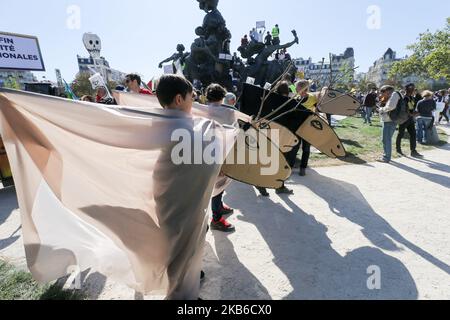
[{"left": 389, "top": 92, "right": 410, "bottom": 125}]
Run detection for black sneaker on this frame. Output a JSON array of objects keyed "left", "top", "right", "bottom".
[
  {"left": 210, "top": 218, "right": 235, "bottom": 233},
  {"left": 411, "top": 151, "right": 423, "bottom": 158},
  {"left": 257, "top": 187, "right": 270, "bottom": 197},
  {"left": 376, "top": 158, "right": 390, "bottom": 163},
  {"left": 276, "top": 186, "right": 294, "bottom": 195},
  {"left": 397, "top": 150, "right": 404, "bottom": 156}
]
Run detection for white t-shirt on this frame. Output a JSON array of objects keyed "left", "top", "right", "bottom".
[{"left": 379, "top": 92, "right": 401, "bottom": 123}]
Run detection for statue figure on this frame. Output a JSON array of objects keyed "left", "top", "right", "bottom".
[
  {"left": 158, "top": 44, "right": 190, "bottom": 73},
  {"left": 160, "top": 0, "right": 300, "bottom": 93},
  {"left": 184, "top": 28, "right": 220, "bottom": 87},
  {"left": 181, "top": 0, "right": 233, "bottom": 90}
]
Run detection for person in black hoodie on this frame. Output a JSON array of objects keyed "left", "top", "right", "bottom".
[
  {"left": 437, "top": 89, "right": 449, "bottom": 124},
  {"left": 363, "top": 88, "right": 378, "bottom": 125},
  {"left": 396, "top": 83, "right": 422, "bottom": 158}
]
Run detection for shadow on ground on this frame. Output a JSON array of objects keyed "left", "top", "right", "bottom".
[
  {"left": 207, "top": 175, "right": 425, "bottom": 299},
  {"left": 390, "top": 161, "right": 450, "bottom": 189},
  {"left": 301, "top": 170, "right": 449, "bottom": 276},
  {"left": 0, "top": 187, "right": 20, "bottom": 251}
]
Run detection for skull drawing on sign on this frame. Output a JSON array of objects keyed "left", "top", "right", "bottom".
[{"left": 83, "top": 33, "right": 102, "bottom": 59}]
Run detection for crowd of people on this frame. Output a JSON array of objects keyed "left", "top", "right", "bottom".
[
  {"left": 4, "top": 56, "right": 449, "bottom": 300},
  {"left": 66, "top": 67, "right": 450, "bottom": 298},
  {"left": 79, "top": 73, "right": 153, "bottom": 105},
  {"left": 359, "top": 84, "right": 449, "bottom": 163},
  {"left": 243, "top": 24, "right": 280, "bottom": 47},
  {"left": 240, "top": 24, "right": 291, "bottom": 60}
]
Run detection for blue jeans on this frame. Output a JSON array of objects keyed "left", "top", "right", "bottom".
[
  {"left": 382, "top": 121, "right": 397, "bottom": 161},
  {"left": 364, "top": 106, "right": 373, "bottom": 124},
  {"left": 416, "top": 118, "right": 432, "bottom": 144}
]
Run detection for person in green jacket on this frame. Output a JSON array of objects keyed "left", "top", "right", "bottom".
[{"left": 272, "top": 24, "right": 280, "bottom": 45}]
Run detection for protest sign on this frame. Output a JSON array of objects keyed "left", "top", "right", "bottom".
[{"left": 0, "top": 31, "right": 45, "bottom": 71}]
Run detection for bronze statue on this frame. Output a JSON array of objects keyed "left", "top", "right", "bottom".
[
  {"left": 165, "top": 0, "right": 233, "bottom": 90},
  {"left": 160, "top": 0, "right": 300, "bottom": 93}
]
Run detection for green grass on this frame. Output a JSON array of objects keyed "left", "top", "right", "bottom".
[
  {"left": 0, "top": 261, "right": 85, "bottom": 300},
  {"left": 308, "top": 115, "right": 448, "bottom": 167}
]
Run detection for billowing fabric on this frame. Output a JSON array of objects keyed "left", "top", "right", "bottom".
[
  {"left": 0, "top": 89, "right": 238, "bottom": 300},
  {"left": 113, "top": 91, "right": 250, "bottom": 197}
]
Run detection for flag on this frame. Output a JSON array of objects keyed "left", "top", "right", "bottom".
[
  {"left": 63, "top": 79, "right": 78, "bottom": 100},
  {"left": 0, "top": 88, "right": 238, "bottom": 299}
]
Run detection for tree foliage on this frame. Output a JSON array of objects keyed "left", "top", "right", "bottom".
[
  {"left": 4, "top": 76, "right": 21, "bottom": 90},
  {"left": 355, "top": 76, "right": 377, "bottom": 93},
  {"left": 333, "top": 61, "right": 356, "bottom": 92},
  {"left": 390, "top": 18, "right": 450, "bottom": 82},
  {"left": 71, "top": 73, "right": 118, "bottom": 98},
  {"left": 71, "top": 73, "right": 95, "bottom": 98}
]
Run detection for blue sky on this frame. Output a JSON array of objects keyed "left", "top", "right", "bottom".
[{"left": 1, "top": 0, "right": 449, "bottom": 83}]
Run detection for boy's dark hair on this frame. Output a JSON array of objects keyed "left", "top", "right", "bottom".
[
  {"left": 380, "top": 85, "right": 395, "bottom": 93},
  {"left": 282, "top": 73, "right": 293, "bottom": 83},
  {"left": 206, "top": 83, "right": 227, "bottom": 103},
  {"left": 274, "top": 81, "right": 291, "bottom": 97},
  {"left": 125, "top": 73, "right": 142, "bottom": 86},
  {"left": 156, "top": 75, "right": 193, "bottom": 107}
]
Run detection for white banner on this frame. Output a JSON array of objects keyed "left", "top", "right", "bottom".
[
  {"left": 0, "top": 32, "right": 45, "bottom": 71},
  {"left": 163, "top": 64, "right": 174, "bottom": 74},
  {"left": 256, "top": 21, "right": 266, "bottom": 29},
  {"left": 89, "top": 73, "right": 106, "bottom": 90}
]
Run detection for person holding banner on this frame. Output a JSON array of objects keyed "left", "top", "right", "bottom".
[
  {"left": 96, "top": 87, "right": 116, "bottom": 105},
  {"left": 88, "top": 72, "right": 116, "bottom": 105}
]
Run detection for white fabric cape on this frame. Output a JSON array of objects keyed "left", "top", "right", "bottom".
[{"left": 0, "top": 89, "right": 238, "bottom": 300}]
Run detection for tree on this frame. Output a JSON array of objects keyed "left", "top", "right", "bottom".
[
  {"left": 355, "top": 76, "right": 377, "bottom": 93},
  {"left": 383, "top": 78, "right": 403, "bottom": 89},
  {"left": 71, "top": 73, "right": 118, "bottom": 98},
  {"left": 390, "top": 18, "right": 450, "bottom": 82},
  {"left": 333, "top": 61, "right": 356, "bottom": 92},
  {"left": 107, "top": 80, "right": 118, "bottom": 92},
  {"left": 71, "top": 73, "right": 95, "bottom": 98}
]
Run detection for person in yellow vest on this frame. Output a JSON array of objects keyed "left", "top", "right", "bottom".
[{"left": 272, "top": 24, "right": 280, "bottom": 45}]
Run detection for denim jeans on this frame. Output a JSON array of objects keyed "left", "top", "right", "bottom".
[
  {"left": 364, "top": 106, "right": 373, "bottom": 124},
  {"left": 382, "top": 121, "right": 397, "bottom": 161},
  {"left": 416, "top": 118, "right": 432, "bottom": 144}
]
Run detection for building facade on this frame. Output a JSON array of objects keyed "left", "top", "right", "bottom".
[
  {"left": 365, "top": 48, "right": 423, "bottom": 87},
  {"left": 77, "top": 55, "right": 127, "bottom": 84},
  {"left": 365, "top": 48, "right": 449, "bottom": 89},
  {"left": 293, "top": 48, "right": 355, "bottom": 86}
]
